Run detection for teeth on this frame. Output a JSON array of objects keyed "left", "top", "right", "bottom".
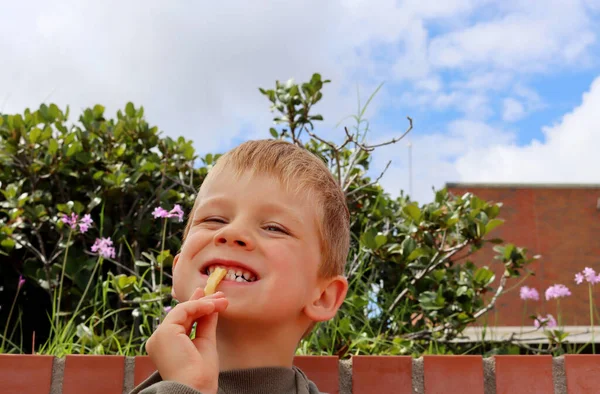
[{"left": 205, "top": 264, "right": 257, "bottom": 282}]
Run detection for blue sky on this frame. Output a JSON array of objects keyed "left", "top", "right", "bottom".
[{"left": 2, "top": 0, "right": 600, "bottom": 202}]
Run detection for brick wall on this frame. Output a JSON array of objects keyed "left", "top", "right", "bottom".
[
  {"left": 2, "top": 354, "right": 600, "bottom": 394},
  {"left": 445, "top": 183, "right": 600, "bottom": 326}
]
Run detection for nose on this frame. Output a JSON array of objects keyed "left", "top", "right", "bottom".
[{"left": 214, "top": 225, "right": 255, "bottom": 250}]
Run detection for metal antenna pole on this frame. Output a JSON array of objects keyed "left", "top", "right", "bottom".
[{"left": 408, "top": 142, "right": 413, "bottom": 197}]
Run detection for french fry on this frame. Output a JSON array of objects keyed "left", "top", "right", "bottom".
[{"left": 204, "top": 267, "right": 227, "bottom": 295}]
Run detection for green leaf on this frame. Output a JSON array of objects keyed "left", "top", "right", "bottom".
[
  {"left": 93, "top": 104, "right": 105, "bottom": 119},
  {"left": 403, "top": 203, "right": 421, "bottom": 222},
  {"left": 375, "top": 233, "right": 387, "bottom": 248},
  {"left": 125, "top": 102, "right": 135, "bottom": 117},
  {"left": 48, "top": 104, "right": 60, "bottom": 120},
  {"left": 360, "top": 228, "right": 379, "bottom": 250},
  {"left": 157, "top": 250, "right": 173, "bottom": 267},
  {"left": 66, "top": 142, "right": 80, "bottom": 157},
  {"left": 269, "top": 128, "right": 278, "bottom": 138},
  {"left": 29, "top": 128, "right": 41, "bottom": 144},
  {"left": 1, "top": 238, "right": 15, "bottom": 251},
  {"left": 48, "top": 139, "right": 59, "bottom": 155},
  {"left": 401, "top": 237, "right": 416, "bottom": 258},
  {"left": 474, "top": 267, "right": 495, "bottom": 286},
  {"left": 485, "top": 219, "right": 504, "bottom": 235},
  {"left": 407, "top": 247, "right": 428, "bottom": 261}
]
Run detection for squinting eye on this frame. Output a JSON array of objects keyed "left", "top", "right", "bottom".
[
  {"left": 204, "top": 217, "right": 226, "bottom": 224},
  {"left": 265, "top": 225, "right": 286, "bottom": 233}
]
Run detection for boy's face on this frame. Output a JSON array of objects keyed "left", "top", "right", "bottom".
[{"left": 172, "top": 167, "right": 324, "bottom": 325}]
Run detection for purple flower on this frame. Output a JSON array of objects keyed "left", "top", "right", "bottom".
[
  {"left": 91, "top": 237, "right": 116, "bottom": 259},
  {"left": 79, "top": 214, "right": 94, "bottom": 234},
  {"left": 152, "top": 207, "right": 170, "bottom": 219},
  {"left": 583, "top": 267, "right": 600, "bottom": 285},
  {"left": 545, "top": 284, "right": 572, "bottom": 300},
  {"left": 153, "top": 205, "right": 185, "bottom": 222},
  {"left": 18, "top": 275, "right": 25, "bottom": 290},
  {"left": 520, "top": 286, "right": 540, "bottom": 301},
  {"left": 534, "top": 314, "right": 557, "bottom": 330},
  {"left": 169, "top": 204, "right": 184, "bottom": 222},
  {"left": 61, "top": 213, "right": 78, "bottom": 229},
  {"left": 164, "top": 306, "right": 172, "bottom": 314},
  {"left": 574, "top": 267, "right": 600, "bottom": 285}
]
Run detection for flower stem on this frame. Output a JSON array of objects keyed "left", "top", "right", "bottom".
[
  {"left": 55, "top": 229, "right": 73, "bottom": 327},
  {"left": 1, "top": 285, "right": 22, "bottom": 353},
  {"left": 589, "top": 283, "right": 595, "bottom": 354},
  {"left": 557, "top": 299, "right": 562, "bottom": 328},
  {"left": 159, "top": 219, "right": 168, "bottom": 295},
  {"left": 521, "top": 301, "right": 527, "bottom": 336},
  {"left": 72, "top": 257, "right": 103, "bottom": 319}
]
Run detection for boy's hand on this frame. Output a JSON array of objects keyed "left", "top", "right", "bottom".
[{"left": 146, "top": 288, "right": 228, "bottom": 394}]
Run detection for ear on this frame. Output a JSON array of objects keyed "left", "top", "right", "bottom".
[
  {"left": 304, "top": 275, "right": 348, "bottom": 322},
  {"left": 171, "top": 254, "right": 180, "bottom": 301}
]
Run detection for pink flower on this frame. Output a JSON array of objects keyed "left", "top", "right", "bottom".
[
  {"left": 79, "top": 214, "right": 93, "bottom": 234},
  {"left": 61, "top": 213, "right": 78, "bottom": 229},
  {"left": 520, "top": 286, "right": 540, "bottom": 301},
  {"left": 583, "top": 267, "right": 600, "bottom": 285},
  {"left": 18, "top": 275, "right": 25, "bottom": 290},
  {"left": 575, "top": 273, "right": 584, "bottom": 285},
  {"left": 164, "top": 306, "right": 172, "bottom": 314},
  {"left": 153, "top": 205, "right": 185, "bottom": 222},
  {"left": 169, "top": 204, "right": 184, "bottom": 222},
  {"left": 534, "top": 314, "right": 557, "bottom": 330},
  {"left": 152, "top": 207, "right": 169, "bottom": 219},
  {"left": 545, "top": 284, "right": 571, "bottom": 300},
  {"left": 91, "top": 237, "right": 116, "bottom": 259}
]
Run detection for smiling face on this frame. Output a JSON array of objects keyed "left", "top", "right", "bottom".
[{"left": 172, "top": 167, "right": 324, "bottom": 325}]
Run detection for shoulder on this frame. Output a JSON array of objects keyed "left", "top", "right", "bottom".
[
  {"left": 293, "top": 366, "right": 323, "bottom": 394},
  {"left": 128, "top": 371, "right": 224, "bottom": 394}
]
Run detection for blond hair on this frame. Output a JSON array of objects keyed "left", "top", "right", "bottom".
[{"left": 182, "top": 139, "right": 350, "bottom": 278}]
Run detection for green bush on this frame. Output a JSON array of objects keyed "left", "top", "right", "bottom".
[{"left": 0, "top": 74, "right": 536, "bottom": 357}]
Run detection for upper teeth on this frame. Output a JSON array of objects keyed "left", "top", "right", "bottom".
[{"left": 207, "top": 265, "right": 257, "bottom": 282}]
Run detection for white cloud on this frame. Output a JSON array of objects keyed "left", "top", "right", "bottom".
[
  {"left": 374, "top": 119, "right": 515, "bottom": 202},
  {"left": 429, "top": 1, "right": 597, "bottom": 71},
  {"left": 456, "top": 75, "right": 600, "bottom": 183},
  {"left": 373, "top": 75, "right": 600, "bottom": 203},
  {"left": 2, "top": 0, "right": 600, "bottom": 207},
  {"left": 502, "top": 98, "right": 525, "bottom": 122}
]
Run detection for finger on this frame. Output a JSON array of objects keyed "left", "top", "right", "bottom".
[
  {"left": 189, "top": 287, "right": 224, "bottom": 302},
  {"left": 162, "top": 298, "right": 228, "bottom": 332},
  {"left": 188, "top": 287, "right": 205, "bottom": 301},
  {"left": 193, "top": 311, "right": 220, "bottom": 348}
]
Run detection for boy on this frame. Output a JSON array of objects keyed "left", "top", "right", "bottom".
[{"left": 131, "top": 139, "right": 350, "bottom": 394}]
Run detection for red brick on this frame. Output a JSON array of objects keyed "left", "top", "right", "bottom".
[
  {"left": 0, "top": 354, "right": 54, "bottom": 394},
  {"left": 62, "top": 355, "right": 124, "bottom": 394},
  {"left": 564, "top": 354, "right": 600, "bottom": 392},
  {"left": 424, "top": 355, "right": 484, "bottom": 393},
  {"left": 293, "top": 356, "right": 339, "bottom": 394},
  {"left": 352, "top": 355, "right": 412, "bottom": 394},
  {"left": 494, "top": 355, "right": 553, "bottom": 394}
]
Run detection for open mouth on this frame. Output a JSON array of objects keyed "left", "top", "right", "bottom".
[{"left": 204, "top": 264, "right": 258, "bottom": 283}]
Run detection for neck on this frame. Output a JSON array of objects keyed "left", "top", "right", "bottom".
[{"left": 216, "top": 318, "right": 303, "bottom": 371}]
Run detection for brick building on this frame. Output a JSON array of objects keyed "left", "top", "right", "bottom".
[{"left": 445, "top": 183, "right": 600, "bottom": 327}]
